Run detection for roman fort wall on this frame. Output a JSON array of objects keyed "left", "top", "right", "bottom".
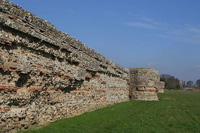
[{"left": 0, "top": 1, "right": 164, "bottom": 132}]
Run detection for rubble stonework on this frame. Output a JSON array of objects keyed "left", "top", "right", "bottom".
[
  {"left": 0, "top": 0, "right": 164, "bottom": 132},
  {"left": 156, "top": 81, "right": 165, "bottom": 93},
  {"left": 129, "top": 68, "right": 164, "bottom": 101}
]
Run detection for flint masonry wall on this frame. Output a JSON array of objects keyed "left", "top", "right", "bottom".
[
  {"left": 129, "top": 68, "right": 164, "bottom": 101},
  {"left": 156, "top": 81, "right": 165, "bottom": 93},
  {"left": 0, "top": 1, "right": 130, "bottom": 132},
  {"left": 0, "top": 0, "right": 164, "bottom": 132}
]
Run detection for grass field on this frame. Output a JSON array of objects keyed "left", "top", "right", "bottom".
[{"left": 21, "top": 90, "right": 200, "bottom": 133}]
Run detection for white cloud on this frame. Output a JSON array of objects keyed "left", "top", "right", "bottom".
[
  {"left": 125, "top": 17, "right": 200, "bottom": 44},
  {"left": 141, "top": 17, "right": 153, "bottom": 22},
  {"left": 155, "top": 25, "right": 200, "bottom": 44},
  {"left": 127, "top": 12, "right": 133, "bottom": 15},
  {"left": 126, "top": 22, "right": 157, "bottom": 29},
  {"left": 140, "top": 17, "right": 165, "bottom": 26},
  {"left": 188, "top": 27, "right": 200, "bottom": 33},
  {"left": 125, "top": 17, "right": 167, "bottom": 30},
  {"left": 148, "top": 62, "right": 159, "bottom": 68},
  {"left": 155, "top": 34, "right": 168, "bottom": 38},
  {"left": 195, "top": 65, "right": 200, "bottom": 69}
]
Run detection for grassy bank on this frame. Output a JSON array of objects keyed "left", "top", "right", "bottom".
[{"left": 21, "top": 90, "right": 200, "bottom": 133}]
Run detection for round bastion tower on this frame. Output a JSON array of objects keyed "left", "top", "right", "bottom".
[{"left": 129, "top": 68, "right": 164, "bottom": 101}]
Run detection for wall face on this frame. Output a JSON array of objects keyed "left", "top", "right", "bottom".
[
  {"left": 0, "top": 1, "right": 129, "bottom": 132},
  {"left": 129, "top": 68, "right": 160, "bottom": 101},
  {"left": 156, "top": 81, "right": 165, "bottom": 93}
]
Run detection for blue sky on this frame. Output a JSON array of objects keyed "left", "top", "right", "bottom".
[{"left": 11, "top": 0, "right": 200, "bottom": 82}]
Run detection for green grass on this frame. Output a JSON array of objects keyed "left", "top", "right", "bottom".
[{"left": 21, "top": 90, "right": 200, "bottom": 133}]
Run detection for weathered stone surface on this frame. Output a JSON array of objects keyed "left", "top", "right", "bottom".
[
  {"left": 129, "top": 68, "right": 160, "bottom": 101},
  {"left": 0, "top": 0, "right": 164, "bottom": 132},
  {"left": 0, "top": 88, "right": 129, "bottom": 132},
  {"left": 156, "top": 81, "right": 165, "bottom": 93},
  {"left": 0, "top": 1, "right": 130, "bottom": 132}
]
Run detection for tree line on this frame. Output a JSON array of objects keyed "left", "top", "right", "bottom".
[{"left": 160, "top": 74, "right": 200, "bottom": 90}]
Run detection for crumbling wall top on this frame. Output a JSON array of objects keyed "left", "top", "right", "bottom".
[
  {"left": 130, "top": 68, "right": 160, "bottom": 84},
  {"left": 0, "top": 0, "right": 128, "bottom": 73}
]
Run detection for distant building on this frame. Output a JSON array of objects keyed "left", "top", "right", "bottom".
[{"left": 179, "top": 80, "right": 183, "bottom": 89}]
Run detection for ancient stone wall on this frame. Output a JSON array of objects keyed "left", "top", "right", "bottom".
[
  {"left": 0, "top": 0, "right": 165, "bottom": 132},
  {"left": 156, "top": 81, "right": 165, "bottom": 93},
  {"left": 0, "top": 1, "right": 130, "bottom": 132},
  {"left": 129, "top": 68, "right": 162, "bottom": 101}
]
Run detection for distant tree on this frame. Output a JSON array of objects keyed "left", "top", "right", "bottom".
[
  {"left": 160, "top": 74, "right": 171, "bottom": 81},
  {"left": 166, "top": 77, "right": 180, "bottom": 90},
  {"left": 196, "top": 79, "right": 200, "bottom": 88},
  {"left": 187, "top": 81, "right": 194, "bottom": 88},
  {"left": 160, "top": 74, "right": 180, "bottom": 90}
]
